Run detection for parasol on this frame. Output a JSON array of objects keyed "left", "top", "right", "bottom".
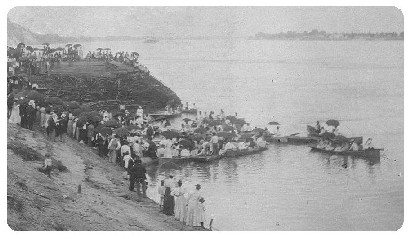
[
  {"left": 268, "top": 121, "right": 280, "bottom": 125},
  {"left": 42, "top": 43, "right": 50, "bottom": 46},
  {"left": 73, "top": 44, "right": 82, "bottom": 48},
  {"left": 319, "top": 132, "right": 336, "bottom": 139},
  {"left": 208, "top": 120, "right": 224, "bottom": 126},
  {"left": 26, "top": 46, "right": 34, "bottom": 52},
  {"left": 182, "top": 118, "right": 192, "bottom": 123},
  {"left": 96, "top": 126, "right": 112, "bottom": 136},
  {"left": 178, "top": 139, "right": 195, "bottom": 150},
  {"left": 216, "top": 132, "right": 237, "bottom": 139},
  {"left": 223, "top": 125, "right": 235, "bottom": 132},
  {"left": 26, "top": 90, "right": 45, "bottom": 102},
  {"left": 252, "top": 128, "right": 266, "bottom": 133},
  {"left": 114, "top": 127, "right": 129, "bottom": 137},
  {"left": 103, "top": 119, "right": 120, "bottom": 128},
  {"left": 44, "top": 97, "right": 64, "bottom": 105},
  {"left": 326, "top": 119, "right": 340, "bottom": 128},
  {"left": 194, "top": 127, "right": 208, "bottom": 134},
  {"left": 161, "top": 130, "right": 180, "bottom": 139}
]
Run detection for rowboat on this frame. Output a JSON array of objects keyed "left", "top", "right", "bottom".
[
  {"left": 149, "top": 112, "right": 181, "bottom": 121},
  {"left": 181, "top": 109, "right": 197, "bottom": 114},
  {"left": 309, "top": 146, "right": 382, "bottom": 159},
  {"left": 157, "top": 147, "right": 268, "bottom": 164},
  {"left": 265, "top": 135, "right": 319, "bottom": 145}
]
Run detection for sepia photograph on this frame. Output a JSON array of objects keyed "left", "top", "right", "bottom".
[{"left": 5, "top": 5, "right": 404, "bottom": 232}]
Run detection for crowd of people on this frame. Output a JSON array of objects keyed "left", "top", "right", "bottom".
[{"left": 313, "top": 121, "right": 374, "bottom": 152}]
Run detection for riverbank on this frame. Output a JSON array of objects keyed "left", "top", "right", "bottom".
[{"left": 7, "top": 122, "right": 204, "bottom": 231}]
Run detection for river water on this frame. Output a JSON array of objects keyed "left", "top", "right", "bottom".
[{"left": 77, "top": 39, "right": 403, "bottom": 230}]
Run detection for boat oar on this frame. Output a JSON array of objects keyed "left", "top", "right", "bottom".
[{"left": 289, "top": 133, "right": 300, "bottom": 136}]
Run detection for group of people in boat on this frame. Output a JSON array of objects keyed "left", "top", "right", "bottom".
[
  {"left": 316, "top": 137, "right": 374, "bottom": 152},
  {"left": 158, "top": 176, "right": 207, "bottom": 228}
]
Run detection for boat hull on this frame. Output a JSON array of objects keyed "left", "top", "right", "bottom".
[
  {"left": 310, "top": 146, "right": 381, "bottom": 159},
  {"left": 266, "top": 135, "right": 319, "bottom": 145},
  {"left": 158, "top": 147, "right": 268, "bottom": 163}
]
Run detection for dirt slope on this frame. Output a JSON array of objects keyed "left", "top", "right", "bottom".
[{"left": 7, "top": 123, "right": 200, "bottom": 231}]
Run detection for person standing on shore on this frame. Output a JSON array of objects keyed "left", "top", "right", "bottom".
[
  {"left": 185, "top": 184, "right": 203, "bottom": 227},
  {"left": 128, "top": 159, "right": 147, "bottom": 196},
  {"left": 108, "top": 135, "right": 121, "bottom": 163},
  {"left": 158, "top": 180, "right": 166, "bottom": 211},
  {"left": 163, "top": 175, "right": 176, "bottom": 215},
  {"left": 173, "top": 180, "right": 186, "bottom": 222}
]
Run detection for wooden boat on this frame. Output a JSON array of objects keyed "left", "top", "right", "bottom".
[
  {"left": 265, "top": 135, "right": 319, "bottom": 145},
  {"left": 181, "top": 109, "right": 197, "bottom": 114},
  {"left": 310, "top": 146, "right": 382, "bottom": 159},
  {"left": 157, "top": 147, "right": 268, "bottom": 163},
  {"left": 149, "top": 112, "right": 181, "bottom": 121}
]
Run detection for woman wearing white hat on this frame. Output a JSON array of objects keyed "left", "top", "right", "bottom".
[{"left": 185, "top": 184, "right": 203, "bottom": 227}]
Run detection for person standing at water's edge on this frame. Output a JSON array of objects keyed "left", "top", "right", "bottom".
[
  {"left": 163, "top": 175, "right": 176, "bottom": 215},
  {"left": 186, "top": 184, "right": 203, "bottom": 227},
  {"left": 173, "top": 180, "right": 186, "bottom": 222}
]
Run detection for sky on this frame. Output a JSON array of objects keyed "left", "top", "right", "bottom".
[{"left": 7, "top": 6, "right": 404, "bottom": 38}]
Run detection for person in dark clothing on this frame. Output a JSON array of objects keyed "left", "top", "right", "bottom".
[
  {"left": 19, "top": 102, "right": 28, "bottom": 128},
  {"left": 146, "top": 125, "right": 154, "bottom": 140},
  {"left": 46, "top": 115, "right": 55, "bottom": 138},
  {"left": 7, "top": 94, "right": 14, "bottom": 119},
  {"left": 128, "top": 159, "right": 147, "bottom": 196},
  {"left": 26, "top": 105, "right": 36, "bottom": 130},
  {"left": 96, "top": 133, "right": 105, "bottom": 157}
]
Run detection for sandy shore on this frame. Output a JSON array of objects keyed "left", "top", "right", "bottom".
[{"left": 7, "top": 123, "right": 204, "bottom": 231}]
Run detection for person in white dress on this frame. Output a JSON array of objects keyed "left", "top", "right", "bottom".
[
  {"left": 8, "top": 102, "right": 21, "bottom": 124},
  {"left": 185, "top": 184, "right": 203, "bottom": 227},
  {"left": 172, "top": 180, "right": 186, "bottom": 222}
]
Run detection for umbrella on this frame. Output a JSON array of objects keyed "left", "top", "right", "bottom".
[
  {"left": 76, "top": 116, "right": 88, "bottom": 127},
  {"left": 103, "top": 119, "right": 120, "bottom": 128},
  {"left": 188, "top": 134, "right": 207, "bottom": 141},
  {"left": 223, "top": 125, "right": 235, "bottom": 132},
  {"left": 26, "top": 90, "right": 45, "bottom": 102},
  {"left": 182, "top": 118, "right": 192, "bottom": 123},
  {"left": 17, "top": 43, "right": 26, "bottom": 48},
  {"left": 268, "top": 121, "right": 280, "bottom": 125},
  {"left": 127, "top": 125, "right": 141, "bottom": 131},
  {"left": 44, "top": 97, "right": 64, "bottom": 105},
  {"left": 26, "top": 46, "right": 34, "bottom": 52},
  {"left": 55, "top": 47, "right": 64, "bottom": 51},
  {"left": 178, "top": 139, "right": 195, "bottom": 150},
  {"left": 208, "top": 120, "right": 224, "bottom": 126},
  {"left": 161, "top": 130, "right": 180, "bottom": 139},
  {"left": 194, "top": 127, "right": 208, "bottom": 134},
  {"left": 72, "top": 108, "right": 82, "bottom": 116},
  {"left": 252, "top": 128, "right": 266, "bottom": 133},
  {"left": 73, "top": 44, "right": 82, "bottom": 48},
  {"left": 42, "top": 43, "right": 50, "bottom": 46},
  {"left": 65, "top": 44, "right": 72, "bottom": 47},
  {"left": 112, "top": 111, "right": 124, "bottom": 117},
  {"left": 114, "top": 127, "right": 129, "bottom": 137},
  {"left": 326, "top": 119, "right": 340, "bottom": 128},
  {"left": 239, "top": 132, "right": 256, "bottom": 139},
  {"left": 97, "top": 126, "right": 112, "bottom": 137},
  {"left": 216, "top": 132, "right": 237, "bottom": 139},
  {"left": 319, "top": 132, "right": 336, "bottom": 139},
  {"left": 66, "top": 101, "right": 80, "bottom": 110},
  {"left": 331, "top": 135, "right": 349, "bottom": 144},
  {"left": 104, "top": 48, "right": 111, "bottom": 51}
]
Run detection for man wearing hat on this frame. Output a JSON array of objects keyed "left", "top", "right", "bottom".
[{"left": 128, "top": 159, "right": 147, "bottom": 196}]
